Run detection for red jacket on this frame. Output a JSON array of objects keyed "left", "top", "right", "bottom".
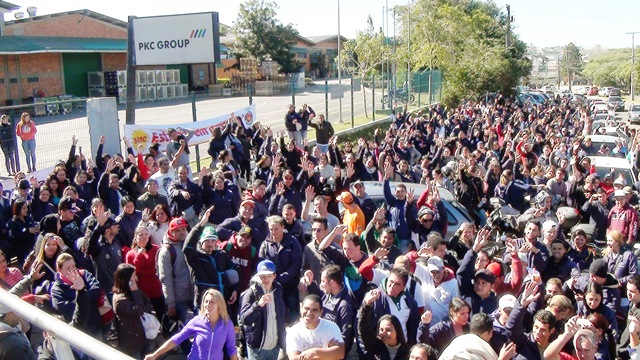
[
  {"left": 16, "top": 120, "right": 36, "bottom": 141},
  {"left": 219, "top": 236, "right": 258, "bottom": 293},
  {"left": 608, "top": 204, "right": 639, "bottom": 243},
  {"left": 125, "top": 244, "right": 163, "bottom": 299}
]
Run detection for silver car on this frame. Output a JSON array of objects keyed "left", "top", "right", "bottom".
[{"left": 629, "top": 104, "right": 640, "bottom": 124}]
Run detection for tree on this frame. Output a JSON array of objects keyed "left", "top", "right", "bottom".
[
  {"left": 232, "top": 0, "right": 303, "bottom": 73},
  {"left": 558, "top": 43, "right": 584, "bottom": 91},
  {"left": 394, "top": 0, "right": 531, "bottom": 107},
  {"left": 339, "top": 16, "right": 390, "bottom": 118},
  {"left": 583, "top": 48, "right": 632, "bottom": 89}
]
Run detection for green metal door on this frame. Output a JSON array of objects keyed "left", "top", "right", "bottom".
[{"left": 62, "top": 53, "right": 102, "bottom": 97}]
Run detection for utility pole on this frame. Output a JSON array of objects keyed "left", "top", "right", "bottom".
[
  {"left": 406, "top": 0, "right": 411, "bottom": 96},
  {"left": 627, "top": 31, "right": 639, "bottom": 101},
  {"left": 505, "top": 4, "right": 511, "bottom": 49},
  {"left": 382, "top": 5, "right": 386, "bottom": 110},
  {"left": 338, "top": 0, "right": 343, "bottom": 123}
]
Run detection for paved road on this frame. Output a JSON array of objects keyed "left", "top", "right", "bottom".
[{"left": 7, "top": 78, "right": 392, "bottom": 177}]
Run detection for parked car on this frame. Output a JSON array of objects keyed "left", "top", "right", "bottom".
[
  {"left": 628, "top": 104, "right": 640, "bottom": 124},
  {"left": 583, "top": 135, "right": 627, "bottom": 156},
  {"left": 607, "top": 96, "right": 625, "bottom": 112},
  {"left": 609, "top": 88, "right": 622, "bottom": 96},
  {"left": 587, "top": 86, "right": 599, "bottom": 96},
  {"left": 589, "top": 156, "right": 637, "bottom": 186},
  {"left": 358, "top": 181, "right": 474, "bottom": 240},
  {"left": 598, "top": 87, "right": 612, "bottom": 97}
]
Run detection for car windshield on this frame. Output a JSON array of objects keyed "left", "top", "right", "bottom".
[
  {"left": 609, "top": 96, "right": 622, "bottom": 102},
  {"left": 631, "top": 105, "right": 640, "bottom": 111}
]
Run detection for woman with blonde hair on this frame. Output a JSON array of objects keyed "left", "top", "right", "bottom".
[
  {"left": 145, "top": 288, "right": 237, "bottom": 360},
  {"left": 602, "top": 230, "right": 637, "bottom": 291},
  {"left": 15, "top": 112, "right": 37, "bottom": 172}
]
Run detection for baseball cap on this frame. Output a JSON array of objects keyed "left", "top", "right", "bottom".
[
  {"left": 337, "top": 191, "right": 354, "bottom": 204},
  {"left": 613, "top": 178, "right": 625, "bottom": 186},
  {"left": 614, "top": 190, "right": 626, "bottom": 198},
  {"left": 499, "top": 294, "right": 517, "bottom": 311},
  {"left": 589, "top": 258, "right": 609, "bottom": 278},
  {"left": 169, "top": 217, "right": 189, "bottom": 232},
  {"left": 58, "top": 196, "right": 77, "bottom": 212},
  {"left": 486, "top": 262, "right": 503, "bottom": 278},
  {"left": 542, "top": 220, "right": 558, "bottom": 232},
  {"left": 238, "top": 225, "right": 252, "bottom": 237},
  {"left": 240, "top": 200, "right": 255, "bottom": 208},
  {"left": 199, "top": 225, "right": 218, "bottom": 243},
  {"left": 256, "top": 260, "right": 276, "bottom": 276},
  {"left": 427, "top": 256, "right": 444, "bottom": 272},
  {"left": 352, "top": 180, "right": 364, "bottom": 187},
  {"left": 474, "top": 269, "right": 497, "bottom": 284},
  {"left": 103, "top": 215, "right": 120, "bottom": 228},
  {"left": 418, "top": 206, "right": 435, "bottom": 219},
  {"left": 624, "top": 186, "right": 633, "bottom": 195}
]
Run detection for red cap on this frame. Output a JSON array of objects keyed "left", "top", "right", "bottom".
[
  {"left": 169, "top": 217, "right": 189, "bottom": 232},
  {"left": 240, "top": 200, "right": 255, "bottom": 208},
  {"left": 486, "top": 262, "right": 503, "bottom": 278}
]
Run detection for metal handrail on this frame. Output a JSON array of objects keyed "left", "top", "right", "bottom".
[{"left": 0, "top": 287, "right": 135, "bottom": 360}]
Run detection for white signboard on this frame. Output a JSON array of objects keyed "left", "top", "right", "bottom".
[{"left": 133, "top": 12, "right": 220, "bottom": 65}]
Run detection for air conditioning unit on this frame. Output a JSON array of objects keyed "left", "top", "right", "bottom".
[
  {"left": 172, "top": 69, "right": 180, "bottom": 84},
  {"left": 181, "top": 84, "right": 188, "bottom": 98},
  {"left": 117, "top": 71, "right": 127, "bottom": 87},
  {"left": 156, "top": 85, "right": 167, "bottom": 100},
  {"left": 87, "top": 72, "right": 105, "bottom": 87},
  {"left": 147, "top": 86, "right": 157, "bottom": 101},
  {"left": 89, "top": 87, "right": 106, "bottom": 97},
  {"left": 166, "top": 84, "right": 175, "bottom": 98},
  {"left": 146, "top": 70, "right": 156, "bottom": 85},
  {"left": 136, "top": 87, "right": 148, "bottom": 102},
  {"left": 173, "top": 84, "right": 182, "bottom": 98},
  {"left": 136, "top": 70, "right": 147, "bottom": 86},
  {"left": 165, "top": 69, "right": 174, "bottom": 84},
  {"left": 155, "top": 69, "right": 166, "bottom": 84}
]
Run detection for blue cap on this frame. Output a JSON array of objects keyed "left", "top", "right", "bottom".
[{"left": 256, "top": 260, "right": 276, "bottom": 275}]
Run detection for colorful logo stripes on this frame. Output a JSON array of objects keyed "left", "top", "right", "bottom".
[{"left": 190, "top": 29, "right": 207, "bottom": 38}]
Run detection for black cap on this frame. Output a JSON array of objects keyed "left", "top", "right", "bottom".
[
  {"left": 18, "top": 179, "right": 30, "bottom": 190},
  {"left": 103, "top": 216, "right": 120, "bottom": 227},
  {"left": 474, "top": 269, "right": 497, "bottom": 284},
  {"left": 589, "top": 258, "right": 608, "bottom": 278},
  {"left": 58, "top": 196, "right": 77, "bottom": 212}
]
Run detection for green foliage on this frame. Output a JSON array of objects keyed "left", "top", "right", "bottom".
[
  {"left": 339, "top": 16, "right": 391, "bottom": 117},
  {"left": 583, "top": 48, "right": 633, "bottom": 89},
  {"left": 558, "top": 43, "right": 584, "bottom": 88},
  {"left": 393, "top": 0, "right": 531, "bottom": 107},
  {"left": 232, "top": 0, "right": 304, "bottom": 73}
]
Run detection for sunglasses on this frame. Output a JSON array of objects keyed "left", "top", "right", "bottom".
[{"left": 421, "top": 218, "right": 434, "bottom": 223}]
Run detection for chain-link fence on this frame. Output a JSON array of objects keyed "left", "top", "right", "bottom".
[{"left": 0, "top": 71, "right": 439, "bottom": 177}]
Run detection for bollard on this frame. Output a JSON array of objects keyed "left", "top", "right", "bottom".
[{"left": 191, "top": 92, "right": 201, "bottom": 173}]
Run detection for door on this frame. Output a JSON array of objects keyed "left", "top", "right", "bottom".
[{"left": 62, "top": 53, "right": 102, "bottom": 97}]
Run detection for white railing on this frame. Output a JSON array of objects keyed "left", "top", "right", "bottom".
[{"left": 0, "top": 287, "right": 135, "bottom": 360}]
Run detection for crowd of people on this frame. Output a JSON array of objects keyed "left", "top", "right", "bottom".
[{"left": 0, "top": 95, "right": 638, "bottom": 360}]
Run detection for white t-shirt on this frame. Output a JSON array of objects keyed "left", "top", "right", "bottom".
[
  {"left": 286, "top": 318, "right": 344, "bottom": 355},
  {"left": 149, "top": 169, "right": 176, "bottom": 197}
]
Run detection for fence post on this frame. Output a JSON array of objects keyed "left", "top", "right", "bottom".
[
  {"left": 325, "top": 80, "right": 329, "bottom": 121},
  {"left": 248, "top": 83, "right": 253, "bottom": 105},
  {"left": 191, "top": 92, "right": 201, "bottom": 173},
  {"left": 11, "top": 115, "right": 20, "bottom": 172},
  {"left": 291, "top": 82, "right": 296, "bottom": 107},
  {"left": 350, "top": 76, "right": 354, "bottom": 128},
  {"left": 418, "top": 75, "right": 421, "bottom": 108},
  {"left": 372, "top": 76, "right": 376, "bottom": 121}
]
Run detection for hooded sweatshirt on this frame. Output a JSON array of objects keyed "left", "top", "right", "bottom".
[{"left": 0, "top": 321, "right": 36, "bottom": 359}]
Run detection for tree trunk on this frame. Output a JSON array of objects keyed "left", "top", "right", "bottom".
[{"left": 362, "top": 75, "right": 369, "bottom": 118}]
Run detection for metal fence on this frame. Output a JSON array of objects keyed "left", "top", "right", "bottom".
[{"left": 0, "top": 72, "right": 435, "bottom": 177}]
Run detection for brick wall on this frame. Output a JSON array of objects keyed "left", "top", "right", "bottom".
[
  {"left": 5, "top": 14, "right": 126, "bottom": 39},
  {"left": 102, "top": 53, "right": 126, "bottom": 71}
]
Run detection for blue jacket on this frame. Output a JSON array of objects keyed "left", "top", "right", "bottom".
[
  {"left": 50, "top": 270, "right": 102, "bottom": 336},
  {"left": 202, "top": 181, "right": 238, "bottom": 225},
  {"left": 258, "top": 233, "right": 302, "bottom": 290},
  {"left": 604, "top": 249, "right": 637, "bottom": 288},
  {"left": 383, "top": 179, "right": 410, "bottom": 240},
  {"left": 238, "top": 281, "right": 286, "bottom": 350},
  {"left": 418, "top": 317, "right": 468, "bottom": 353},
  {"left": 168, "top": 178, "right": 203, "bottom": 215},
  {"left": 457, "top": 249, "right": 499, "bottom": 315},
  {"left": 116, "top": 210, "right": 142, "bottom": 248},
  {"left": 505, "top": 302, "right": 542, "bottom": 360}
]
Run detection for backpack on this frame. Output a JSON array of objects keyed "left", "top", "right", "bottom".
[{"left": 156, "top": 243, "right": 178, "bottom": 277}]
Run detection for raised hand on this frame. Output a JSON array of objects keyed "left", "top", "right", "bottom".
[
  {"left": 384, "top": 163, "right": 394, "bottom": 179},
  {"left": 29, "top": 261, "right": 46, "bottom": 281},
  {"left": 67, "top": 269, "right": 85, "bottom": 291},
  {"left": 122, "top": 136, "right": 131, "bottom": 148},
  {"left": 72, "top": 135, "right": 78, "bottom": 146},
  {"left": 276, "top": 181, "right": 286, "bottom": 196},
  {"left": 374, "top": 207, "right": 386, "bottom": 221},
  {"left": 472, "top": 228, "right": 491, "bottom": 253},
  {"left": 363, "top": 289, "right": 381, "bottom": 306},
  {"left": 520, "top": 281, "right": 540, "bottom": 307},
  {"left": 406, "top": 188, "right": 415, "bottom": 204},
  {"left": 200, "top": 206, "right": 215, "bottom": 226},
  {"left": 305, "top": 185, "right": 315, "bottom": 201},
  {"left": 96, "top": 207, "right": 109, "bottom": 227},
  {"left": 498, "top": 342, "right": 517, "bottom": 360},
  {"left": 99, "top": 135, "right": 106, "bottom": 145},
  {"left": 374, "top": 247, "right": 390, "bottom": 260},
  {"left": 142, "top": 208, "right": 150, "bottom": 222},
  {"left": 420, "top": 310, "right": 433, "bottom": 324},
  {"left": 346, "top": 162, "right": 355, "bottom": 178}
]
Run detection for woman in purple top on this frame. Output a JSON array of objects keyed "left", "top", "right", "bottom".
[{"left": 144, "top": 288, "right": 237, "bottom": 360}]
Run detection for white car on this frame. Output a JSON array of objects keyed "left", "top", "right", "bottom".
[
  {"left": 598, "top": 87, "right": 612, "bottom": 97},
  {"left": 583, "top": 135, "right": 627, "bottom": 155},
  {"left": 589, "top": 156, "right": 636, "bottom": 185}
]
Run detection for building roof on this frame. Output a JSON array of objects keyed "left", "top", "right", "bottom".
[
  {"left": 305, "top": 35, "right": 348, "bottom": 44},
  {"left": 0, "top": 1, "right": 19, "bottom": 12},
  {"left": 0, "top": 35, "right": 126, "bottom": 54},
  {"left": 6, "top": 9, "right": 127, "bottom": 28}
]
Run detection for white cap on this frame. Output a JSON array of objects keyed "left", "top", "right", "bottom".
[
  {"left": 542, "top": 220, "right": 558, "bottom": 231},
  {"left": 613, "top": 178, "right": 625, "bottom": 186},
  {"left": 614, "top": 189, "right": 626, "bottom": 198},
  {"left": 499, "top": 294, "right": 517, "bottom": 311},
  {"left": 427, "top": 256, "right": 444, "bottom": 272}
]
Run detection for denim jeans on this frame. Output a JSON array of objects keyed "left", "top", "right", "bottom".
[
  {"left": 316, "top": 143, "right": 329, "bottom": 153},
  {"left": 247, "top": 346, "right": 280, "bottom": 360},
  {"left": 174, "top": 301, "right": 194, "bottom": 354},
  {"left": 21, "top": 139, "right": 36, "bottom": 170}
]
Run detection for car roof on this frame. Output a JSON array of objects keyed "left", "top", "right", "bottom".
[
  {"left": 589, "top": 156, "right": 632, "bottom": 169},
  {"left": 586, "top": 134, "right": 624, "bottom": 143},
  {"left": 358, "top": 181, "right": 456, "bottom": 202}
]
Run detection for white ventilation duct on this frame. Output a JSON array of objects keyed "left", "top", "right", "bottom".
[
  {"left": 14, "top": 12, "right": 24, "bottom": 19},
  {"left": 26, "top": 6, "right": 37, "bottom": 17}
]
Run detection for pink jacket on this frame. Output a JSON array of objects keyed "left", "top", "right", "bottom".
[{"left": 16, "top": 120, "right": 37, "bottom": 141}]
